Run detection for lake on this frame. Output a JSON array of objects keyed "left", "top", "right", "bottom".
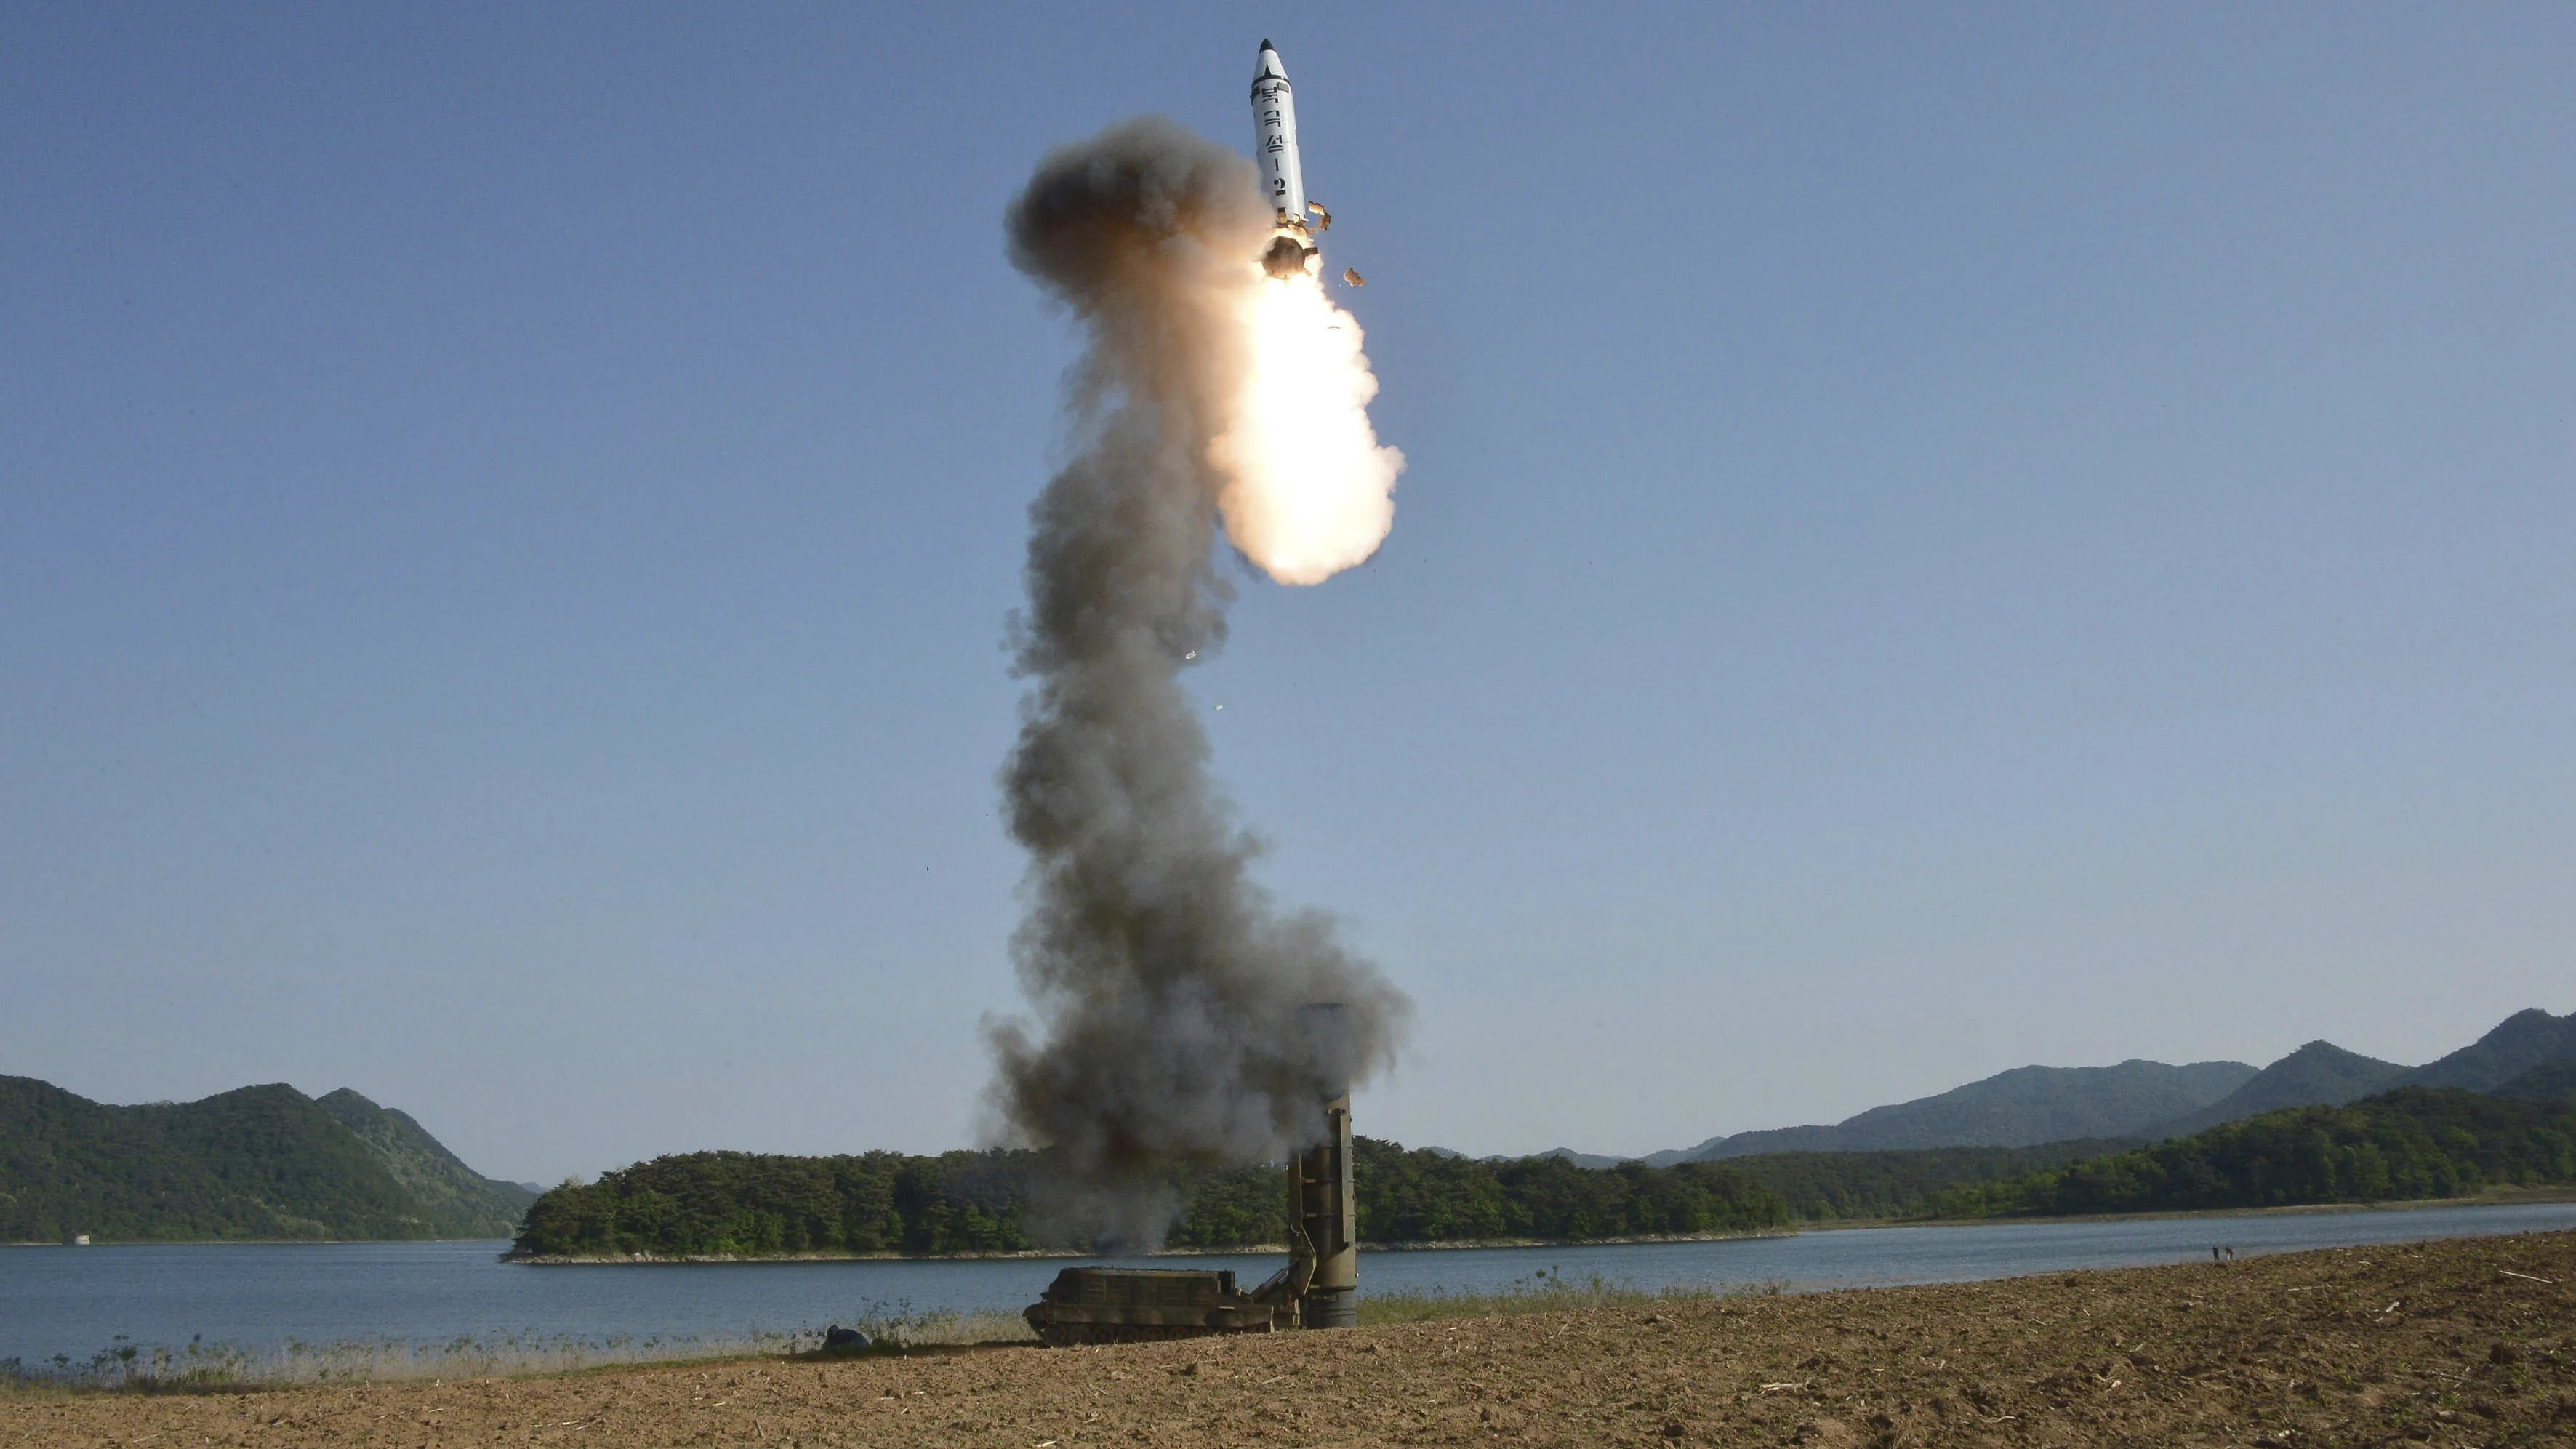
[{"left": 7, "top": 1199, "right": 2573, "bottom": 1375}]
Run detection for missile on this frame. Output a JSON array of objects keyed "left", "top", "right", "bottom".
[{"left": 1251, "top": 40, "right": 1320, "bottom": 280}]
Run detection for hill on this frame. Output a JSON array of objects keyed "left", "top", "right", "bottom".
[
  {"left": 1587, "top": 1008, "right": 2564, "bottom": 1165},
  {"left": 2404, "top": 1008, "right": 2576, "bottom": 1092},
  {"left": 2146, "top": 1040, "right": 2413, "bottom": 1139},
  {"left": 1933, "top": 1085, "right": 2576, "bottom": 1218},
  {"left": 1644, "top": 1059, "right": 2255, "bottom": 1163},
  {"left": 2492, "top": 1058, "right": 2576, "bottom": 1102},
  {"left": 0, "top": 1076, "right": 525, "bottom": 1243},
  {"left": 316, "top": 1089, "right": 535, "bottom": 1234}
]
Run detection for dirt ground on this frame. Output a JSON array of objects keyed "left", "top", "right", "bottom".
[{"left": 9, "top": 1229, "right": 2571, "bottom": 1448}]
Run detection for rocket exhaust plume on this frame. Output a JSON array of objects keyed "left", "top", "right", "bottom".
[
  {"left": 986, "top": 116, "right": 1408, "bottom": 1250},
  {"left": 1213, "top": 272, "right": 1402, "bottom": 584}
]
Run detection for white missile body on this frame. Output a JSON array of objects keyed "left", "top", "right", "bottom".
[
  {"left": 1252, "top": 41, "right": 1307, "bottom": 225},
  {"left": 1251, "top": 40, "right": 1320, "bottom": 279}
]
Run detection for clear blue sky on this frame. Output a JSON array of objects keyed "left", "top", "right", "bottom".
[{"left": 5, "top": 4, "right": 2570, "bottom": 1182}]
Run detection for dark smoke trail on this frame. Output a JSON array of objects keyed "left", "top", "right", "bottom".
[{"left": 986, "top": 118, "right": 1409, "bottom": 1250}]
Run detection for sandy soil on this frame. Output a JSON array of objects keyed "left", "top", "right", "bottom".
[{"left": 9, "top": 1229, "right": 2571, "bottom": 1447}]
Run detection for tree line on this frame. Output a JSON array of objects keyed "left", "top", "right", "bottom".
[
  {"left": 507, "top": 1141, "right": 1791, "bottom": 1259},
  {"left": 1926, "top": 1086, "right": 2576, "bottom": 1217},
  {"left": 507, "top": 1084, "right": 2576, "bottom": 1259}
]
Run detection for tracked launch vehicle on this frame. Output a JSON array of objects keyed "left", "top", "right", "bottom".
[
  {"left": 1022, "top": 1267, "right": 1287, "bottom": 1346},
  {"left": 1025, "top": 1010, "right": 1359, "bottom": 1346}
]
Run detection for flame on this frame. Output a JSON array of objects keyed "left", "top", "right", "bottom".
[{"left": 1210, "top": 268, "right": 1403, "bottom": 585}]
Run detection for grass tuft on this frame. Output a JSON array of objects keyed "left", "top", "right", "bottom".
[
  {"left": 1356, "top": 1267, "right": 1791, "bottom": 1325},
  {"left": 0, "top": 1301, "right": 1041, "bottom": 1393},
  {"left": 1359, "top": 1267, "right": 1659, "bottom": 1325},
  {"left": 809, "top": 1308, "right": 1038, "bottom": 1351}
]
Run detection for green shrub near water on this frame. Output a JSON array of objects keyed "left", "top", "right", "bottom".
[{"left": 1357, "top": 1268, "right": 1667, "bottom": 1325}]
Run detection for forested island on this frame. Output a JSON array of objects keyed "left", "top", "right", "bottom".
[
  {"left": 509, "top": 1078, "right": 2576, "bottom": 1260},
  {"left": 508, "top": 1143, "right": 1794, "bottom": 1259}
]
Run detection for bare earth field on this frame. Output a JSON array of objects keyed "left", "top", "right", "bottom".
[{"left": 9, "top": 1229, "right": 2572, "bottom": 1448}]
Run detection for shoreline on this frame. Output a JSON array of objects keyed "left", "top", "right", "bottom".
[
  {"left": 1, "top": 1237, "right": 513, "bottom": 1251},
  {"left": 507, "top": 1189, "right": 2576, "bottom": 1262},
  {"left": 505, "top": 1227, "right": 1801, "bottom": 1264},
  {"left": 10, "top": 1229, "right": 2570, "bottom": 1445},
  {"left": 18, "top": 1187, "right": 2569, "bottom": 1257},
  {"left": 1796, "top": 1181, "right": 2576, "bottom": 1232}
]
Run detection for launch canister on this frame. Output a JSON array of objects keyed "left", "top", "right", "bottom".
[{"left": 1252, "top": 40, "right": 1320, "bottom": 279}]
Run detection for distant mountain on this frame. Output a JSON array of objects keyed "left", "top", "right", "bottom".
[
  {"left": 1647, "top": 1059, "right": 2257, "bottom": 1163},
  {"left": 0, "top": 1076, "right": 526, "bottom": 1243},
  {"left": 2147, "top": 1041, "right": 2414, "bottom": 1139},
  {"left": 1639, "top": 1130, "right": 1823, "bottom": 1166},
  {"left": 1579, "top": 1009, "right": 2573, "bottom": 1168},
  {"left": 316, "top": 1089, "right": 536, "bottom": 1231},
  {"left": 2404, "top": 1009, "right": 2576, "bottom": 1093}
]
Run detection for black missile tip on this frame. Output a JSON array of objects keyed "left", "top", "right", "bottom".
[{"left": 1261, "top": 39, "right": 1274, "bottom": 49}]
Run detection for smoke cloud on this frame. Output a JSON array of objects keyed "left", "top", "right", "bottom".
[{"left": 984, "top": 118, "right": 1409, "bottom": 1248}]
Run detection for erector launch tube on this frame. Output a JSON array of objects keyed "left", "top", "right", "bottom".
[
  {"left": 1251, "top": 40, "right": 1306, "bottom": 225},
  {"left": 1291, "top": 1004, "right": 1358, "bottom": 1329},
  {"left": 1292, "top": 1089, "right": 1357, "bottom": 1328}
]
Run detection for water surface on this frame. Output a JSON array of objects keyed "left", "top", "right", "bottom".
[{"left": 6, "top": 1198, "right": 2571, "bottom": 1369}]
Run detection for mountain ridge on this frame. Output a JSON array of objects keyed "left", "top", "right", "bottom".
[
  {"left": 1542, "top": 1008, "right": 2575, "bottom": 1168},
  {"left": 2492, "top": 1059, "right": 2576, "bottom": 1102},
  {"left": 2402, "top": 1009, "right": 2576, "bottom": 1093},
  {"left": 1627, "top": 1059, "right": 2256, "bottom": 1165},
  {"left": 2146, "top": 1041, "right": 2414, "bottom": 1139},
  {"left": 0, "top": 1076, "right": 526, "bottom": 1243},
  {"left": 316, "top": 1088, "right": 537, "bottom": 1232}
]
